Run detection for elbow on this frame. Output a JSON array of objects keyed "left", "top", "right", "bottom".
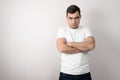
[
  {"left": 58, "top": 49, "right": 63, "bottom": 53},
  {"left": 58, "top": 47, "right": 65, "bottom": 53},
  {"left": 89, "top": 39, "right": 95, "bottom": 51},
  {"left": 88, "top": 37, "right": 95, "bottom": 50},
  {"left": 89, "top": 44, "right": 95, "bottom": 50},
  {"left": 89, "top": 44, "right": 95, "bottom": 51}
]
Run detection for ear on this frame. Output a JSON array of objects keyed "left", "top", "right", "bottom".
[
  {"left": 80, "top": 15, "right": 82, "bottom": 18},
  {"left": 66, "top": 15, "right": 68, "bottom": 18},
  {"left": 66, "top": 16, "right": 68, "bottom": 19}
]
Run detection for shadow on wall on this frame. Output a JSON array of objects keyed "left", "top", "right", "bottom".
[{"left": 88, "top": 10, "right": 120, "bottom": 80}]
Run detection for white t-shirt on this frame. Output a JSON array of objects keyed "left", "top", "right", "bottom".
[{"left": 57, "top": 26, "right": 92, "bottom": 75}]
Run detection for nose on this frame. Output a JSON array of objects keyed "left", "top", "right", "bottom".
[{"left": 72, "top": 19, "right": 76, "bottom": 24}]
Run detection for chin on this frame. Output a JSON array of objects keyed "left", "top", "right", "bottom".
[{"left": 72, "top": 26, "right": 78, "bottom": 29}]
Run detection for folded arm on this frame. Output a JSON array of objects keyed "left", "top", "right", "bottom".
[
  {"left": 67, "top": 36, "right": 95, "bottom": 52},
  {"left": 57, "top": 38, "right": 81, "bottom": 54}
]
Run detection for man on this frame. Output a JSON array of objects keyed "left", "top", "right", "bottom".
[{"left": 56, "top": 5, "right": 95, "bottom": 80}]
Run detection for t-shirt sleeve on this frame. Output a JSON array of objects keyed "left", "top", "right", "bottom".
[
  {"left": 56, "top": 27, "right": 65, "bottom": 38},
  {"left": 84, "top": 27, "right": 92, "bottom": 38}
]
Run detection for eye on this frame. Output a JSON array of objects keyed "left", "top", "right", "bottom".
[
  {"left": 75, "top": 17, "right": 79, "bottom": 19},
  {"left": 69, "top": 17, "right": 73, "bottom": 20}
]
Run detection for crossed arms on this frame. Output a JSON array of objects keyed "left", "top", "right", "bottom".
[{"left": 56, "top": 36, "right": 95, "bottom": 54}]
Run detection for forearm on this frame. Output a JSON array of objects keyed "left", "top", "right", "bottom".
[
  {"left": 59, "top": 44, "right": 81, "bottom": 54},
  {"left": 71, "top": 42, "right": 94, "bottom": 52},
  {"left": 68, "top": 36, "right": 95, "bottom": 52}
]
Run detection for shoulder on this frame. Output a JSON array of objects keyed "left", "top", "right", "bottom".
[
  {"left": 57, "top": 26, "right": 68, "bottom": 32},
  {"left": 79, "top": 25, "right": 90, "bottom": 30},
  {"left": 79, "top": 25, "right": 91, "bottom": 32},
  {"left": 79, "top": 25, "right": 93, "bottom": 37},
  {"left": 56, "top": 27, "right": 67, "bottom": 38}
]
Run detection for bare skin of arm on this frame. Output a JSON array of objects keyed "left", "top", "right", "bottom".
[
  {"left": 57, "top": 38, "right": 81, "bottom": 54},
  {"left": 67, "top": 36, "right": 95, "bottom": 52}
]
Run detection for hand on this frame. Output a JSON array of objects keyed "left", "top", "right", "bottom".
[{"left": 67, "top": 42, "right": 72, "bottom": 47}]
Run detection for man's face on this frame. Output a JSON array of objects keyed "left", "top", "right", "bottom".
[{"left": 66, "top": 11, "right": 81, "bottom": 29}]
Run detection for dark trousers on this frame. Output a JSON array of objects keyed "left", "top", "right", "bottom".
[{"left": 59, "top": 72, "right": 92, "bottom": 80}]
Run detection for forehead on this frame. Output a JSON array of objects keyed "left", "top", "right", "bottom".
[{"left": 67, "top": 11, "right": 80, "bottom": 17}]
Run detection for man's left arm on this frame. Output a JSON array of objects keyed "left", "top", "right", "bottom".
[{"left": 67, "top": 36, "right": 95, "bottom": 52}]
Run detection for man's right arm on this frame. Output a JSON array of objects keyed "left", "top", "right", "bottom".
[{"left": 56, "top": 38, "right": 81, "bottom": 54}]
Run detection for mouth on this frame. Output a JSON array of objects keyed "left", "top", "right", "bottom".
[{"left": 72, "top": 25, "right": 76, "bottom": 27}]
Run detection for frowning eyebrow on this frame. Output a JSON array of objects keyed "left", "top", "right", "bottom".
[
  {"left": 68, "top": 16, "right": 80, "bottom": 19},
  {"left": 68, "top": 17, "right": 73, "bottom": 19}
]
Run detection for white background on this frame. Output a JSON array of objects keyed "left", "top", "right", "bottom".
[{"left": 0, "top": 0, "right": 120, "bottom": 80}]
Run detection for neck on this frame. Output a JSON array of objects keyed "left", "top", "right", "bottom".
[{"left": 69, "top": 26, "right": 79, "bottom": 29}]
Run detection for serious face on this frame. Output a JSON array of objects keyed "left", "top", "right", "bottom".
[{"left": 66, "top": 11, "right": 81, "bottom": 29}]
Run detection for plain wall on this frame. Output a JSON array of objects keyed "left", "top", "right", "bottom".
[{"left": 0, "top": 0, "right": 120, "bottom": 80}]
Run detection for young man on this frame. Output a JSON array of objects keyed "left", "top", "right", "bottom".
[{"left": 56, "top": 5, "right": 95, "bottom": 80}]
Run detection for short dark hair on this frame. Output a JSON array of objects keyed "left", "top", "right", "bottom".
[{"left": 66, "top": 5, "right": 81, "bottom": 16}]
